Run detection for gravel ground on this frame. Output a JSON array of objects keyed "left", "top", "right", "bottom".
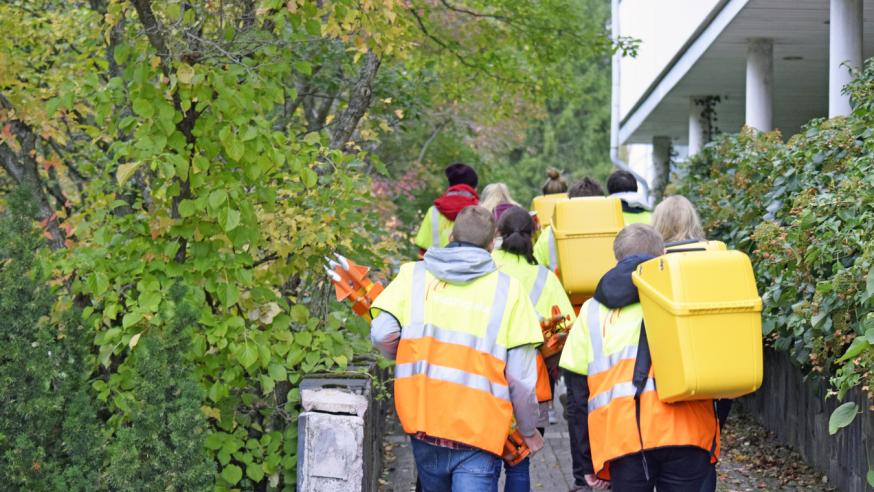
[{"left": 716, "top": 408, "right": 836, "bottom": 492}]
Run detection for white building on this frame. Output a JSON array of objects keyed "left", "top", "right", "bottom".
[{"left": 612, "top": 0, "right": 873, "bottom": 197}]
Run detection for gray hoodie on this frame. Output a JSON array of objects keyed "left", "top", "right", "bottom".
[{"left": 371, "top": 245, "right": 541, "bottom": 438}]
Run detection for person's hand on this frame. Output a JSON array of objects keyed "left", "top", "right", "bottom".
[
  {"left": 584, "top": 473, "right": 609, "bottom": 490},
  {"left": 522, "top": 430, "right": 545, "bottom": 455}
]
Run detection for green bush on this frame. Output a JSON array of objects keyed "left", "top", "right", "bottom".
[
  {"left": 0, "top": 188, "right": 103, "bottom": 491},
  {"left": 675, "top": 60, "right": 874, "bottom": 403}
]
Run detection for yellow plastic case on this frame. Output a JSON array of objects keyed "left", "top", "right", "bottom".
[
  {"left": 552, "top": 197, "right": 624, "bottom": 296},
  {"left": 531, "top": 193, "right": 568, "bottom": 229},
  {"left": 664, "top": 239, "right": 727, "bottom": 253},
  {"left": 632, "top": 250, "right": 763, "bottom": 402}
]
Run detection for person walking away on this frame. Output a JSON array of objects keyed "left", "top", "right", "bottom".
[
  {"left": 652, "top": 195, "right": 731, "bottom": 492},
  {"left": 533, "top": 177, "right": 605, "bottom": 272},
  {"left": 414, "top": 163, "right": 479, "bottom": 256},
  {"left": 372, "top": 206, "right": 546, "bottom": 492},
  {"left": 542, "top": 168, "right": 568, "bottom": 195},
  {"left": 559, "top": 224, "right": 720, "bottom": 491},
  {"left": 492, "top": 206, "right": 575, "bottom": 492},
  {"left": 607, "top": 170, "right": 651, "bottom": 225},
  {"left": 652, "top": 195, "right": 704, "bottom": 243},
  {"left": 480, "top": 183, "right": 521, "bottom": 247}
]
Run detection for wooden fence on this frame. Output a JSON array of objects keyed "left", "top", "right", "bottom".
[{"left": 741, "top": 348, "right": 872, "bottom": 491}]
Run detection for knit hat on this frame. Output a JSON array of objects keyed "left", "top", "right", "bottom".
[{"left": 445, "top": 163, "right": 478, "bottom": 189}]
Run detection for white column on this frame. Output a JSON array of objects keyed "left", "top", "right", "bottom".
[
  {"left": 829, "top": 0, "right": 863, "bottom": 117},
  {"left": 688, "top": 97, "right": 704, "bottom": 156},
  {"left": 746, "top": 39, "right": 774, "bottom": 132}
]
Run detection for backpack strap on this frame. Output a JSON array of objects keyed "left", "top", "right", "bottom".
[{"left": 632, "top": 320, "right": 653, "bottom": 480}]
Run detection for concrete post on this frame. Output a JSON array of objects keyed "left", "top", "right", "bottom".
[
  {"left": 745, "top": 39, "right": 774, "bottom": 132},
  {"left": 688, "top": 97, "right": 704, "bottom": 157},
  {"left": 652, "top": 136, "right": 672, "bottom": 204},
  {"left": 829, "top": 0, "right": 863, "bottom": 117}
]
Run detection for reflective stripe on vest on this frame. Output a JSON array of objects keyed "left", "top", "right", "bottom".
[
  {"left": 445, "top": 190, "right": 476, "bottom": 199},
  {"left": 396, "top": 360, "right": 511, "bottom": 401},
  {"left": 586, "top": 301, "right": 657, "bottom": 412},
  {"left": 547, "top": 229, "right": 558, "bottom": 272},
  {"left": 431, "top": 208, "right": 441, "bottom": 248},
  {"left": 529, "top": 266, "right": 549, "bottom": 307}
]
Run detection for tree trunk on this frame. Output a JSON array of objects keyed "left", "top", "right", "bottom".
[{"left": 329, "top": 51, "right": 381, "bottom": 151}]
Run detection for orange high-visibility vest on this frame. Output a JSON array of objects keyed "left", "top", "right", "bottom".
[
  {"left": 382, "top": 262, "right": 542, "bottom": 456},
  {"left": 583, "top": 301, "right": 720, "bottom": 480}
]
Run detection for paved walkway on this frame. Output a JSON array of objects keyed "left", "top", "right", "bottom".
[
  {"left": 378, "top": 380, "right": 836, "bottom": 492},
  {"left": 379, "top": 379, "right": 577, "bottom": 491}
]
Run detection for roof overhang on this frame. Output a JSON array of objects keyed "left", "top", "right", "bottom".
[{"left": 619, "top": 0, "right": 874, "bottom": 145}]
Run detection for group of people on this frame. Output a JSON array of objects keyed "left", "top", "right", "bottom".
[{"left": 371, "top": 163, "right": 727, "bottom": 492}]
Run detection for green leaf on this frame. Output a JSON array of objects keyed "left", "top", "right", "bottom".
[
  {"left": 209, "top": 189, "right": 228, "bottom": 210},
  {"left": 177, "top": 62, "right": 195, "bottom": 85},
  {"left": 205, "top": 432, "right": 225, "bottom": 450},
  {"left": 268, "top": 363, "right": 287, "bottom": 382},
  {"left": 122, "top": 311, "right": 144, "bottom": 329},
  {"left": 224, "top": 135, "right": 245, "bottom": 162},
  {"left": 116, "top": 162, "right": 143, "bottom": 186},
  {"left": 132, "top": 98, "right": 154, "bottom": 118},
  {"left": 301, "top": 168, "right": 318, "bottom": 188},
  {"left": 867, "top": 469, "right": 874, "bottom": 488},
  {"left": 237, "top": 344, "right": 259, "bottom": 369},
  {"left": 218, "top": 283, "right": 239, "bottom": 307},
  {"left": 837, "top": 337, "right": 869, "bottom": 363},
  {"left": 295, "top": 331, "right": 312, "bottom": 347},
  {"left": 333, "top": 355, "right": 348, "bottom": 368},
  {"left": 178, "top": 199, "right": 196, "bottom": 217},
  {"left": 218, "top": 206, "right": 241, "bottom": 232},
  {"left": 93, "top": 272, "right": 109, "bottom": 296},
  {"left": 221, "top": 464, "right": 243, "bottom": 485},
  {"left": 829, "top": 402, "right": 859, "bottom": 435},
  {"left": 246, "top": 463, "right": 265, "bottom": 482}
]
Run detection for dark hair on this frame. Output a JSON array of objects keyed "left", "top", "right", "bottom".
[
  {"left": 607, "top": 170, "right": 638, "bottom": 194},
  {"left": 568, "top": 177, "right": 605, "bottom": 198},
  {"left": 541, "top": 168, "right": 568, "bottom": 195},
  {"left": 498, "top": 206, "right": 537, "bottom": 264}
]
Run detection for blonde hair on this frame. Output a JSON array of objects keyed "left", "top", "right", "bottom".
[
  {"left": 614, "top": 224, "right": 664, "bottom": 260},
  {"left": 652, "top": 195, "right": 705, "bottom": 243},
  {"left": 480, "top": 183, "right": 519, "bottom": 213}
]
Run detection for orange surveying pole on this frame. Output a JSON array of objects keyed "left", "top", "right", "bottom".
[{"left": 324, "top": 253, "right": 384, "bottom": 321}]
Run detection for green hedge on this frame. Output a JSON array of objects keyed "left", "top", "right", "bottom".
[{"left": 675, "top": 60, "right": 874, "bottom": 403}]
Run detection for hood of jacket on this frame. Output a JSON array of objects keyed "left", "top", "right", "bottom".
[
  {"left": 610, "top": 191, "right": 650, "bottom": 213},
  {"left": 423, "top": 244, "right": 496, "bottom": 284},
  {"left": 593, "top": 254, "right": 656, "bottom": 309},
  {"left": 434, "top": 184, "right": 479, "bottom": 221}
]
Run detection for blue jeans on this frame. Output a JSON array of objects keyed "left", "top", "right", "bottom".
[
  {"left": 410, "top": 437, "right": 501, "bottom": 492},
  {"left": 503, "top": 457, "right": 530, "bottom": 492}
]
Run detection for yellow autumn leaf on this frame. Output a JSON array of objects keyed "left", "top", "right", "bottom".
[
  {"left": 116, "top": 161, "right": 143, "bottom": 186},
  {"left": 129, "top": 332, "right": 142, "bottom": 348},
  {"left": 177, "top": 62, "right": 195, "bottom": 85}
]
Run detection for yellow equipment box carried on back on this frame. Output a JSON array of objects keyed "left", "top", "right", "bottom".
[
  {"left": 664, "top": 239, "right": 727, "bottom": 253},
  {"left": 531, "top": 193, "right": 568, "bottom": 229},
  {"left": 552, "top": 197, "right": 624, "bottom": 297},
  {"left": 632, "top": 250, "right": 763, "bottom": 402}
]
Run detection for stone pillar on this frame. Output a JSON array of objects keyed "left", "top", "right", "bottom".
[
  {"left": 652, "top": 136, "right": 672, "bottom": 204},
  {"left": 746, "top": 39, "right": 774, "bottom": 132},
  {"left": 688, "top": 97, "right": 704, "bottom": 157},
  {"left": 297, "top": 375, "right": 382, "bottom": 492},
  {"left": 829, "top": 0, "right": 863, "bottom": 117}
]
